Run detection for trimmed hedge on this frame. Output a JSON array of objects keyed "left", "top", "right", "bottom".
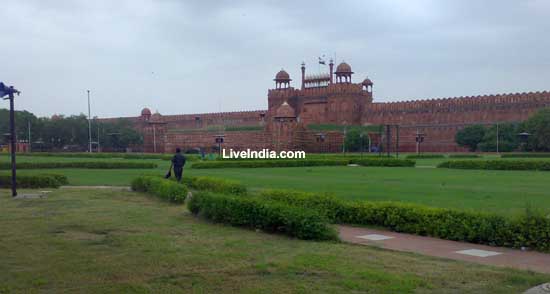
[
  {"left": 448, "top": 154, "right": 481, "bottom": 158},
  {"left": 0, "top": 161, "right": 157, "bottom": 170},
  {"left": 182, "top": 176, "right": 247, "bottom": 195},
  {"left": 405, "top": 154, "right": 445, "bottom": 159},
  {"left": 0, "top": 173, "right": 68, "bottom": 188},
  {"left": 193, "top": 158, "right": 414, "bottom": 169},
  {"left": 437, "top": 160, "right": 550, "bottom": 171},
  {"left": 501, "top": 153, "right": 550, "bottom": 158},
  {"left": 187, "top": 192, "right": 337, "bottom": 240},
  {"left": 351, "top": 158, "right": 416, "bottom": 167},
  {"left": 259, "top": 189, "right": 550, "bottom": 251},
  {"left": 191, "top": 159, "right": 350, "bottom": 169},
  {"left": 131, "top": 176, "right": 188, "bottom": 203}
]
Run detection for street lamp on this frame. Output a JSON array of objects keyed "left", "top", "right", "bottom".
[
  {"left": 87, "top": 90, "right": 92, "bottom": 153},
  {"left": 518, "top": 132, "right": 531, "bottom": 151},
  {"left": 214, "top": 134, "right": 225, "bottom": 157},
  {"left": 415, "top": 132, "right": 426, "bottom": 155},
  {"left": 0, "top": 82, "right": 21, "bottom": 197}
]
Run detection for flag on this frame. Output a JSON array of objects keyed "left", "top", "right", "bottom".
[{"left": 318, "top": 57, "right": 326, "bottom": 65}]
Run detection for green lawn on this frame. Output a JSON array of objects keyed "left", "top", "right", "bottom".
[
  {"left": 5, "top": 154, "right": 550, "bottom": 216},
  {"left": 0, "top": 188, "right": 547, "bottom": 293}
]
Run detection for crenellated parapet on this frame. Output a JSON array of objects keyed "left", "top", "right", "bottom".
[{"left": 366, "top": 91, "right": 550, "bottom": 115}]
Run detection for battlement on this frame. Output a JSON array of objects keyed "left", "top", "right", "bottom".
[{"left": 367, "top": 91, "right": 550, "bottom": 114}]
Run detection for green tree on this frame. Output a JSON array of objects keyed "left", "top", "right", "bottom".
[
  {"left": 521, "top": 108, "right": 550, "bottom": 151},
  {"left": 455, "top": 125, "right": 486, "bottom": 152},
  {"left": 478, "top": 123, "right": 519, "bottom": 152}
]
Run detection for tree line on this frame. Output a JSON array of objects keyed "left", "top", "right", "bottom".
[
  {"left": 455, "top": 108, "right": 550, "bottom": 152},
  {"left": 0, "top": 108, "right": 142, "bottom": 151}
]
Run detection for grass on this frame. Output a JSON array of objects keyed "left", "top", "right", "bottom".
[
  {"left": 187, "top": 166, "right": 550, "bottom": 216},
  {"left": 5, "top": 154, "right": 550, "bottom": 215},
  {"left": 0, "top": 188, "right": 547, "bottom": 293}
]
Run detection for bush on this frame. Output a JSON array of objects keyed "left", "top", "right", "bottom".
[
  {"left": 501, "top": 153, "right": 550, "bottom": 158},
  {"left": 188, "top": 192, "right": 337, "bottom": 240},
  {"left": 182, "top": 176, "right": 247, "bottom": 195},
  {"left": 193, "top": 158, "right": 414, "bottom": 169},
  {"left": 131, "top": 176, "right": 188, "bottom": 203},
  {"left": 448, "top": 154, "right": 481, "bottom": 158},
  {"left": 351, "top": 158, "right": 416, "bottom": 167},
  {"left": 0, "top": 173, "right": 68, "bottom": 188},
  {"left": 257, "top": 189, "right": 550, "bottom": 251},
  {"left": 437, "top": 160, "right": 550, "bottom": 171},
  {"left": 0, "top": 161, "right": 157, "bottom": 170},
  {"left": 405, "top": 154, "right": 445, "bottom": 159},
  {"left": 191, "top": 159, "right": 350, "bottom": 169}
]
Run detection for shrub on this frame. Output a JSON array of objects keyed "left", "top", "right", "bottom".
[
  {"left": 448, "top": 154, "right": 481, "bottom": 158},
  {"left": 131, "top": 176, "right": 188, "bottom": 203},
  {"left": 182, "top": 176, "right": 247, "bottom": 195},
  {"left": 193, "top": 158, "right": 415, "bottom": 169},
  {"left": 188, "top": 192, "right": 337, "bottom": 241},
  {"left": 405, "top": 154, "right": 445, "bottom": 159},
  {"left": 191, "top": 159, "right": 350, "bottom": 169},
  {"left": 501, "top": 153, "right": 550, "bottom": 158},
  {"left": 0, "top": 161, "right": 157, "bottom": 170},
  {"left": 437, "top": 160, "right": 550, "bottom": 171},
  {"left": 0, "top": 173, "right": 68, "bottom": 188},
  {"left": 257, "top": 189, "right": 550, "bottom": 252},
  {"left": 351, "top": 158, "right": 416, "bottom": 167}
]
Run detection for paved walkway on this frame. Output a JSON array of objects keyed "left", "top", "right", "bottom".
[
  {"left": 60, "top": 186, "right": 131, "bottom": 191},
  {"left": 339, "top": 225, "right": 550, "bottom": 274}
]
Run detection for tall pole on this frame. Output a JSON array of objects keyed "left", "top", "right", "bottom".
[
  {"left": 9, "top": 92, "right": 17, "bottom": 197},
  {"left": 97, "top": 122, "right": 100, "bottom": 153},
  {"left": 28, "top": 120, "right": 31, "bottom": 153},
  {"left": 496, "top": 123, "right": 500, "bottom": 154},
  {"left": 87, "top": 90, "right": 92, "bottom": 153}
]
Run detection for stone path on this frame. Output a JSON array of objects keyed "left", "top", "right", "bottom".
[
  {"left": 60, "top": 186, "right": 131, "bottom": 191},
  {"left": 339, "top": 225, "right": 550, "bottom": 274}
]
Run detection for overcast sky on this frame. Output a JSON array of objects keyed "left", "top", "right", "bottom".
[{"left": 1, "top": 0, "right": 549, "bottom": 118}]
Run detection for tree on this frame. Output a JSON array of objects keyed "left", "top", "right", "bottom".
[
  {"left": 478, "top": 123, "right": 519, "bottom": 152},
  {"left": 344, "top": 129, "right": 363, "bottom": 152},
  {"left": 521, "top": 108, "right": 550, "bottom": 151},
  {"left": 455, "top": 125, "right": 486, "bottom": 152}
]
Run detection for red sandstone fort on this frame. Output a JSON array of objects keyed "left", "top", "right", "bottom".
[{"left": 101, "top": 60, "right": 550, "bottom": 153}]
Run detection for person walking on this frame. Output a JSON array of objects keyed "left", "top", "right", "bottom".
[{"left": 171, "top": 148, "right": 186, "bottom": 182}]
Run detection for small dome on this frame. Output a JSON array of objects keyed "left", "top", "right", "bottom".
[
  {"left": 335, "top": 62, "right": 353, "bottom": 74},
  {"left": 362, "top": 78, "right": 373, "bottom": 86},
  {"left": 274, "top": 69, "right": 291, "bottom": 81},
  {"left": 274, "top": 101, "right": 296, "bottom": 118},
  {"left": 141, "top": 108, "right": 152, "bottom": 116},
  {"left": 150, "top": 112, "right": 163, "bottom": 123}
]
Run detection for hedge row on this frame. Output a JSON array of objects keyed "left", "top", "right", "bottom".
[
  {"left": 182, "top": 176, "right": 247, "bottom": 195},
  {"left": 187, "top": 192, "right": 337, "bottom": 240},
  {"left": 130, "top": 176, "right": 188, "bottom": 203},
  {"left": 191, "top": 159, "right": 350, "bottom": 169},
  {"left": 192, "top": 158, "right": 415, "bottom": 169},
  {"left": 350, "top": 158, "right": 416, "bottom": 167},
  {"left": 0, "top": 173, "right": 68, "bottom": 188},
  {"left": 437, "top": 160, "right": 550, "bottom": 171},
  {"left": 448, "top": 154, "right": 481, "bottom": 158},
  {"left": 501, "top": 153, "right": 550, "bottom": 158},
  {"left": 405, "top": 154, "right": 445, "bottom": 159},
  {"left": 3, "top": 152, "right": 202, "bottom": 161},
  {"left": 259, "top": 189, "right": 550, "bottom": 251},
  {"left": 0, "top": 161, "right": 157, "bottom": 170}
]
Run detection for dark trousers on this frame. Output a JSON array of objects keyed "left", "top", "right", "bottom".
[{"left": 174, "top": 166, "right": 183, "bottom": 182}]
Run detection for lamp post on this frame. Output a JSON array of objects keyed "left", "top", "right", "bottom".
[
  {"left": 214, "top": 134, "right": 225, "bottom": 158},
  {"left": 518, "top": 132, "right": 531, "bottom": 151},
  {"left": 87, "top": 90, "right": 92, "bottom": 153},
  {"left": 0, "top": 82, "right": 21, "bottom": 197},
  {"left": 415, "top": 132, "right": 426, "bottom": 155}
]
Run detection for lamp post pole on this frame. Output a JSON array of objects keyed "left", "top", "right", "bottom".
[
  {"left": 87, "top": 90, "right": 92, "bottom": 153},
  {"left": 1, "top": 82, "right": 20, "bottom": 197},
  {"left": 9, "top": 91, "right": 17, "bottom": 196}
]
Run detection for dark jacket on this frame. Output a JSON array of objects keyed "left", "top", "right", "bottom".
[{"left": 171, "top": 153, "right": 186, "bottom": 169}]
